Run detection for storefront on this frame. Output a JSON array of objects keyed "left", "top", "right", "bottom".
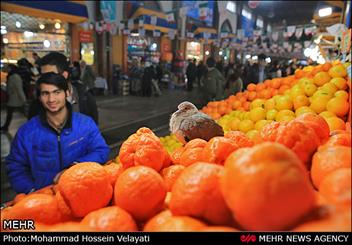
[
  {"left": 185, "top": 41, "right": 203, "bottom": 61},
  {"left": 1, "top": 1, "right": 89, "bottom": 65},
  {"left": 1, "top": 11, "right": 70, "bottom": 65}
]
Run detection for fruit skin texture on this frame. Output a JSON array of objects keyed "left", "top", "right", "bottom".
[
  {"left": 114, "top": 166, "right": 167, "bottom": 222},
  {"left": 169, "top": 162, "right": 232, "bottom": 225},
  {"left": 143, "top": 210, "right": 173, "bottom": 231},
  {"left": 200, "top": 137, "right": 240, "bottom": 165},
  {"left": 161, "top": 165, "right": 186, "bottom": 192},
  {"left": 311, "top": 146, "right": 351, "bottom": 189},
  {"left": 57, "top": 162, "right": 113, "bottom": 218},
  {"left": 119, "top": 127, "right": 171, "bottom": 171},
  {"left": 81, "top": 206, "right": 138, "bottom": 232},
  {"left": 260, "top": 121, "right": 320, "bottom": 169},
  {"left": 294, "top": 113, "right": 330, "bottom": 145},
  {"left": 220, "top": 142, "right": 316, "bottom": 231},
  {"left": 319, "top": 168, "right": 351, "bottom": 207},
  {"left": 2, "top": 194, "right": 64, "bottom": 226},
  {"left": 147, "top": 216, "right": 207, "bottom": 231}
]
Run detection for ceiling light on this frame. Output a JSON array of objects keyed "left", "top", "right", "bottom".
[
  {"left": 24, "top": 31, "right": 34, "bottom": 38},
  {"left": 1, "top": 26, "right": 6, "bottom": 30},
  {"left": 55, "top": 22, "right": 61, "bottom": 29},
  {"left": 205, "top": 50, "right": 210, "bottom": 55},
  {"left": 318, "top": 7, "right": 332, "bottom": 17},
  {"left": 265, "top": 57, "right": 271, "bottom": 63},
  {"left": 219, "top": 51, "right": 223, "bottom": 55},
  {"left": 16, "top": 21, "right": 21, "bottom": 28},
  {"left": 245, "top": 54, "right": 251, "bottom": 59},
  {"left": 43, "top": 40, "right": 51, "bottom": 48},
  {"left": 1, "top": 29, "right": 7, "bottom": 35},
  {"left": 39, "top": 24, "right": 45, "bottom": 30},
  {"left": 3, "top": 37, "right": 9, "bottom": 44}
]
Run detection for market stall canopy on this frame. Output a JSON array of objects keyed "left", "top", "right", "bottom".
[
  {"left": 1, "top": 0, "right": 88, "bottom": 23},
  {"left": 131, "top": 7, "right": 177, "bottom": 33},
  {"left": 193, "top": 27, "right": 218, "bottom": 40}
]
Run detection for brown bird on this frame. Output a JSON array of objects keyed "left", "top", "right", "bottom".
[{"left": 169, "top": 101, "right": 224, "bottom": 144}]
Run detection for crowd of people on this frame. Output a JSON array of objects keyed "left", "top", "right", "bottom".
[
  {"left": 125, "top": 51, "right": 305, "bottom": 107},
  {"left": 1, "top": 52, "right": 99, "bottom": 131}
]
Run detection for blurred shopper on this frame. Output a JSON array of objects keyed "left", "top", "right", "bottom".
[
  {"left": 129, "top": 58, "right": 143, "bottom": 96},
  {"left": 224, "top": 69, "right": 243, "bottom": 98},
  {"left": 172, "top": 50, "right": 185, "bottom": 85},
  {"left": 6, "top": 72, "right": 109, "bottom": 194},
  {"left": 28, "top": 52, "right": 98, "bottom": 124},
  {"left": 142, "top": 61, "right": 154, "bottom": 97},
  {"left": 0, "top": 64, "right": 27, "bottom": 131},
  {"left": 258, "top": 54, "right": 267, "bottom": 83},
  {"left": 186, "top": 58, "right": 197, "bottom": 91},
  {"left": 200, "top": 57, "right": 226, "bottom": 105},
  {"left": 32, "top": 52, "right": 41, "bottom": 74},
  {"left": 196, "top": 60, "right": 207, "bottom": 86},
  {"left": 17, "top": 58, "right": 34, "bottom": 99},
  {"left": 80, "top": 60, "right": 96, "bottom": 94}
]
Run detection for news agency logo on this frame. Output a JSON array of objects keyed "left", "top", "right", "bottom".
[
  {"left": 241, "top": 234, "right": 257, "bottom": 243},
  {"left": 2, "top": 219, "right": 35, "bottom": 231}
]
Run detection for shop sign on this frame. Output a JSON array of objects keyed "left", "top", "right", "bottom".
[
  {"left": 80, "top": 31, "right": 93, "bottom": 42},
  {"left": 163, "top": 43, "right": 170, "bottom": 52}
]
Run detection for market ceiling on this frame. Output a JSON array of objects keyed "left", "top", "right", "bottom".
[{"left": 247, "top": 1, "right": 344, "bottom": 26}]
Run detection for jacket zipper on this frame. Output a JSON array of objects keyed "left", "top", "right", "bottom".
[{"left": 58, "top": 134, "right": 63, "bottom": 171}]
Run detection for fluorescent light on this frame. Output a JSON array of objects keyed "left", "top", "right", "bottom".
[
  {"left": 55, "top": 22, "right": 61, "bottom": 29},
  {"left": 319, "top": 7, "right": 332, "bottom": 17},
  {"left": 245, "top": 54, "right": 251, "bottom": 59},
  {"left": 219, "top": 51, "right": 223, "bottom": 55},
  {"left": 265, "top": 57, "right": 271, "bottom": 63},
  {"left": 1, "top": 26, "right": 6, "bottom": 30},
  {"left": 1, "top": 29, "right": 7, "bottom": 35},
  {"left": 3, "top": 38, "right": 9, "bottom": 44},
  {"left": 24, "top": 31, "right": 34, "bottom": 38},
  {"left": 131, "top": 33, "right": 139, "bottom": 36},
  {"left": 39, "top": 24, "right": 45, "bottom": 30},
  {"left": 205, "top": 50, "right": 210, "bottom": 55},
  {"left": 252, "top": 55, "right": 258, "bottom": 60},
  {"left": 16, "top": 21, "right": 21, "bottom": 28},
  {"left": 226, "top": 1, "right": 236, "bottom": 13},
  {"left": 242, "top": 9, "right": 252, "bottom": 19}
]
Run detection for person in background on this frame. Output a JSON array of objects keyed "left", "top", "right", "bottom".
[
  {"left": 224, "top": 69, "right": 243, "bottom": 98},
  {"left": 186, "top": 58, "right": 197, "bottom": 91},
  {"left": 0, "top": 64, "right": 27, "bottom": 131},
  {"left": 80, "top": 60, "right": 96, "bottom": 94},
  {"left": 142, "top": 61, "right": 154, "bottom": 97},
  {"left": 200, "top": 57, "right": 226, "bottom": 106},
  {"left": 5, "top": 72, "right": 109, "bottom": 194},
  {"left": 258, "top": 54, "right": 267, "bottom": 83},
  {"left": 28, "top": 52, "right": 98, "bottom": 124},
  {"left": 196, "top": 60, "right": 207, "bottom": 87},
  {"left": 32, "top": 52, "right": 41, "bottom": 74}
]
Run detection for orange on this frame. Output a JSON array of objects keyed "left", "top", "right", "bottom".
[
  {"left": 260, "top": 121, "right": 320, "bottom": 169},
  {"left": 309, "top": 96, "right": 329, "bottom": 114},
  {"left": 249, "top": 107, "right": 266, "bottom": 122},
  {"left": 224, "top": 131, "right": 254, "bottom": 148},
  {"left": 170, "top": 162, "right": 232, "bottom": 225},
  {"left": 325, "top": 117, "right": 346, "bottom": 131},
  {"left": 114, "top": 166, "right": 166, "bottom": 221},
  {"left": 266, "top": 109, "right": 278, "bottom": 120},
  {"left": 293, "top": 95, "right": 310, "bottom": 110},
  {"left": 170, "top": 147, "right": 184, "bottom": 165},
  {"left": 143, "top": 210, "right": 173, "bottom": 231},
  {"left": 303, "top": 83, "right": 317, "bottom": 96},
  {"left": 319, "top": 111, "right": 336, "bottom": 119},
  {"left": 55, "top": 191, "right": 74, "bottom": 221},
  {"left": 275, "top": 95, "right": 293, "bottom": 110},
  {"left": 147, "top": 216, "right": 207, "bottom": 231},
  {"left": 104, "top": 162, "right": 123, "bottom": 186},
  {"left": 311, "top": 146, "right": 351, "bottom": 189},
  {"left": 200, "top": 137, "right": 239, "bottom": 165},
  {"left": 13, "top": 193, "right": 27, "bottom": 205},
  {"left": 58, "top": 162, "right": 113, "bottom": 218},
  {"left": 250, "top": 98, "right": 265, "bottom": 109},
  {"left": 326, "top": 97, "right": 349, "bottom": 117},
  {"left": 322, "top": 132, "right": 351, "bottom": 148},
  {"left": 221, "top": 142, "right": 316, "bottom": 231},
  {"left": 247, "top": 83, "right": 256, "bottom": 91},
  {"left": 319, "top": 168, "right": 351, "bottom": 207},
  {"left": 81, "top": 206, "right": 138, "bottom": 232},
  {"left": 293, "top": 205, "right": 351, "bottom": 231},
  {"left": 4, "top": 194, "right": 64, "bottom": 225},
  {"left": 294, "top": 113, "right": 330, "bottom": 145},
  {"left": 119, "top": 127, "right": 171, "bottom": 171},
  {"left": 322, "top": 62, "right": 332, "bottom": 72},
  {"left": 238, "top": 119, "right": 254, "bottom": 133},
  {"left": 313, "top": 72, "right": 331, "bottom": 86},
  {"left": 330, "top": 77, "right": 347, "bottom": 90},
  {"left": 179, "top": 139, "right": 207, "bottom": 166},
  {"left": 334, "top": 90, "right": 349, "bottom": 100},
  {"left": 229, "top": 118, "right": 241, "bottom": 131},
  {"left": 328, "top": 64, "right": 347, "bottom": 78},
  {"left": 161, "top": 165, "right": 186, "bottom": 192}
]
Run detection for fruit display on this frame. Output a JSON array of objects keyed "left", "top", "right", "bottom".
[{"left": 1, "top": 62, "right": 351, "bottom": 232}]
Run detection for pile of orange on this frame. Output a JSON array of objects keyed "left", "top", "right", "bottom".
[{"left": 2, "top": 60, "right": 351, "bottom": 233}]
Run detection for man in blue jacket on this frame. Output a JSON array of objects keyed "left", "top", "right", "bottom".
[{"left": 6, "top": 72, "right": 110, "bottom": 194}]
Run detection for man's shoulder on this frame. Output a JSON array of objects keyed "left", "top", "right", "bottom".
[{"left": 16, "top": 116, "right": 42, "bottom": 137}]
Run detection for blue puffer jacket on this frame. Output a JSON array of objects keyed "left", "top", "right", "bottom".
[{"left": 6, "top": 111, "right": 110, "bottom": 194}]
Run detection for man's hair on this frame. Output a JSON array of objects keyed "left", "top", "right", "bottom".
[
  {"left": 36, "top": 72, "right": 68, "bottom": 96},
  {"left": 206, "top": 57, "right": 216, "bottom": 68},
  {"left": 39, "top": 52, "right": 69, "bottom": 74}
]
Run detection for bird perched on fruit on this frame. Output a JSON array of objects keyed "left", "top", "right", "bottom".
[{"left": 169, "top": 101, "right": 224, "bottom": 144}]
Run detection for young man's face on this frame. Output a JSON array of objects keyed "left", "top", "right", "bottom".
[{"left": 39, "top": 83, "right": 68, "bottom": 114}]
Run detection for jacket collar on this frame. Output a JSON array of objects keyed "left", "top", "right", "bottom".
[{"left": 39, "top": 101, "right": 73, "bottom": 131}]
